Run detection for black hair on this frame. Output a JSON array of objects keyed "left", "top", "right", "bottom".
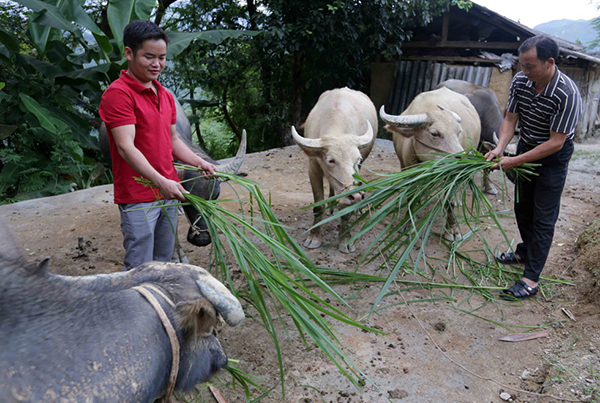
[
  {"left": 518, "top": 35, "right": 559, "bottom": 62},
  {"left": 123, "top": 20, "right": 169, "bottom": 56}
]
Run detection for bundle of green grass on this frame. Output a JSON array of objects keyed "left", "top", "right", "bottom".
[
  {"left": 136, "top": 170, "right": 377, "bottom": 398},
  {"left": 138, "top": 150, "right": 542, "bottom": 397},
  {"left": 310, "top": 149, "right": 541, "bottom": 311}
]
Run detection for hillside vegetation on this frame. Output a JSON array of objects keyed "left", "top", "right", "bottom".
[{"left": 535, "top": 18, "right": 599, "bottom": 51}]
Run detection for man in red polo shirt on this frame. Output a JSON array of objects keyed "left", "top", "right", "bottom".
[{"left": 99, "top": 20, "right": 216, "bottom": 270}]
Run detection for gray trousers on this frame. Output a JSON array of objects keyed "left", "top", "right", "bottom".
[{"left": 119, "top": 200, "right": 178, "bottom": 271}]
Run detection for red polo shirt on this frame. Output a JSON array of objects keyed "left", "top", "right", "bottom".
[{"left": 99, "top": 70, "right": 179, "bottom": 204}]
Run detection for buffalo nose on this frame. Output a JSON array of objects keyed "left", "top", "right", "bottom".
[{"left": 346, "top": 191, "right": 365, "bottom": 204}]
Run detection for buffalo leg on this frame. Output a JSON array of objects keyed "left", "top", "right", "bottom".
[
  {"left": 172, "top": 207, "right": 190, "bottom": 263},
  {"left": 443, "top": 202, "right": 462, "bottom": 242},
  {"left": 338, "top": 213, "right": 356, "bottom": 254},
  {"left": 172, "top": 227, "right": 190, "bottom": 263},
  {"left": 184, "top": 206, "right": 212, "bottom": 247},
  {"left": 483, "top": 172, "right": 498, "bottom": 195},
  {"left": 305, "top": 160, "right": 325, "bottom": 249}
]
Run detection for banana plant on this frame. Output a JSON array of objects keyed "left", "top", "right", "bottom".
[{"left": 0, "top": 0, "right": 257, "bottom": 202}]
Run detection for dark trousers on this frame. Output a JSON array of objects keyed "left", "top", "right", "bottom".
[{"left": 513, "top": 139, "right": 573, "bottom": 282}]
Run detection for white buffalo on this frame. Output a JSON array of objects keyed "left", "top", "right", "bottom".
[
  {"left": 380, "top": 87, "right": 482, "bottom": 241},
  {"left": 292, "top": 87, "right": 377, "bottom": 253}
]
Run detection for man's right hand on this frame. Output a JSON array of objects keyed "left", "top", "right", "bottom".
[
  {"left": 485, "top": 148, "right": 503, "bottom": 162},
  {"left": 156, "top": 177, "right": 188, "bottom": 202}
]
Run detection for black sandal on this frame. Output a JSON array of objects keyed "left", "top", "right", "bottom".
[
  {"left": 496, "top": 252, "right": 526, "bottom": 265},
  {"left": 500, "top": 280, "right": 538, "bottom": 300}
]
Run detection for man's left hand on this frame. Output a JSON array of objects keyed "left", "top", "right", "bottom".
[
  {"left": 491, "top": 156, "right": 521, "bottom": 171},
  {"left": 198, "top": 160, "right": 217, "bottom": 176}
]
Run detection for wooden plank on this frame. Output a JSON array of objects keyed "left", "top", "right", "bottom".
[
  {"left": 391, "top": 61, "right": 407, "bottom": 113},
  {"left": 416, "top": 61, "right": 427, "bottom": 96},
  {"left": 406, "top": 61, "right": 421, "bottom": 111},
  {"left": 400, "top": 56, "right": 502, "bottom": 64},
  {"left": 453, "top": 6, "right": 530, "bottom": 39},
  {"left": 403, "top": 41, "right": 519, "bottom": 50},
  {"left": 432, "top": 63, "right": 444, "bottom": 87},
  {"left": 442, "top": 14, "right": 449, "bottom": 42}
]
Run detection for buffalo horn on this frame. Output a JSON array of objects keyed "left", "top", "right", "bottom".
[
  {"left": 357, "top": 120, "right": 374, "bottom": 148},
  {"left": 291, "top": 126, "right": 323, "bottom": 150},
  {"left": 379, "top": 106, "right": 429, "bottom": 128},
  {"left": 217, "top": 129, "right": 247, "bottom": 179},
  {"left": 195, "top": 275, "right": 245, "bottom": 327},
  {"left": 437, "top": 105, "right": 462, "bottom": 123}
]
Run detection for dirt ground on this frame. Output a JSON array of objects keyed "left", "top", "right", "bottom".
[{"left": 1, "top": 138, "right": 599, "bottom": 403}]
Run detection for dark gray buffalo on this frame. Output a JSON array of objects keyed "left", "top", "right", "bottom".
[
  {"left": 0, "top": 220, "right": 244, "bottom": 402},
  {"left": 99, "top": 90, "right": 246, "bottom": 259},
  {"left": 436, "top": 79, "right": 504, "bottom": 194}
]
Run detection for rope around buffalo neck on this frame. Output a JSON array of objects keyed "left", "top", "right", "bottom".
[{"left": 132, "top": 285, "right": 180, "bottom": 403}]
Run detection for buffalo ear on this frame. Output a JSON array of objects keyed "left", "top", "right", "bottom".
[
  {"left": 176, "top": 298, "right": 217, "bottom": 339},
  {"left": 383, "top": 124, "right": 416, "bottom": 139},
  {"left": 30, "top": 256, "right": 51, "bottom": 274}
]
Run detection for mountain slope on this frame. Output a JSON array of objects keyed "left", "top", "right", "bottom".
[{"left": 534, "top": 18, "right": 598, "bottom": 49}]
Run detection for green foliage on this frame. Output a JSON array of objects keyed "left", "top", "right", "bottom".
[
  {"left": 590, "top": 16, "right": 600, "bottom": 51},
  {"left": 162, "top": 0, "right": 453, "bottom": 151},
  {"left": 0, "top": 46, "right": 107, "bottom": 203},
  {"left": 200, "top": 120, "right": 238, "bottom": 161},
  {"left": 452, "top": 0, "right": 473, "bottom": 11},
  {"left": 0, "top": 0, "right": 254, "bottom": 202},
  {"left": 1, "top": 0, "right": 452, "bottom": 201}
]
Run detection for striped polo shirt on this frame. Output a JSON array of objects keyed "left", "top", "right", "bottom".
[{"left": 507, "top": 69, "right": 582, "bottom": 146}]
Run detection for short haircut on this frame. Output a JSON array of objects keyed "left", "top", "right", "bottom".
[
  {"left": 123, "top": 20, "right": 169, "bottom": 56},
  {"left": 518, "top": 35, "right": 559, "bottom": 62}
]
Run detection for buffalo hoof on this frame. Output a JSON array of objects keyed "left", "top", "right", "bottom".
[
  {"left": 187, "top": 228, "right": 212, "bottom": 247},
  {"left": 484, "top": 186, "right": 499, "bottom": 195},
  {"left": 338, "top": 242, "right": 355, "bottom": 254},
  {"left": 172, "top": 248, "right": 190, "bottom": 264},
  {"left": 304, "top": 237, "right": 322, "bottom": 249},
  {"left": 443, "top": 230, "right": 462, "bottom": 242}
]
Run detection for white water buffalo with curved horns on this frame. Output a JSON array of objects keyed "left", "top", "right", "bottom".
[
  {"left": 292, "top": 87, "right": 377, "bottom": 253},
  {"left": 380, "top": 87, "right": 481, "bottom": 241},
  {"left": 0, "top": 219, "right": 244, "bottom": 403}
]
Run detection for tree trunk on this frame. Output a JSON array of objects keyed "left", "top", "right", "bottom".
[
  {"left": 154, "top": 0, "right": 177, "bottom": 28},
  {"left": 189, "top": 89, "right": 207, "bottom": 151},
  {"left": 284, "top": 50, "right": 306, "bottom": 145},
  {"left": 246, "top": 0, "right": 258, "bottom": 30},
  {"left": 291, "top": 50, "right": 305, "bottom": 126},
  {"left": 222, "top": 88, "right": 242, "bottom": 141}
]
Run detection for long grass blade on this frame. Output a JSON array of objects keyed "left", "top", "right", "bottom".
[
  {"left": 136, "top": 170, "right": 381, "bottom": 400},
  {"left": 307, "top": 149, "right": 541, "bottom": 318}
]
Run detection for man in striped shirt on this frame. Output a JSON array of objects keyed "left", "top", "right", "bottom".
[{"left": 486, "top": 35, "right": 582, "bottom": 300}]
